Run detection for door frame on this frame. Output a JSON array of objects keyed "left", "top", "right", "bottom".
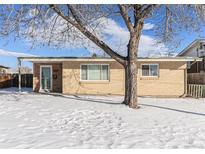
[{"left": 40, "top": 65, "right": 53, "bottom": 91}]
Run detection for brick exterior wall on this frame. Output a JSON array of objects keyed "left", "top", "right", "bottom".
[
  {"left": 137, "top": 61, "right": 187, "bottom": 97},
  {"left": 62, "top": 61, "right": 125, "bottom": 95},
  {"left": 62, "top": 61, "right": 187, "bottom": 97},
  {"left": 33, "top": 63, "right": 62, "bottom": 93},
  {"left": 32, "top": 60, "right": 187, "bottom": 97}
]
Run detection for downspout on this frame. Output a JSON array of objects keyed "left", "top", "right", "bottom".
[
  {"left": 184, "top": 67, "right": 187, "bottom": 97},
  {"left": 181, "top": 59, "right": 198, "bottom": 97},
  {"left": 189, "top": 59, "right": 198, "bottom": 73},
  {"left": 191, "top": 59, "right": 198, "bottom": 66},
  {"left": 180, "top": 64, "right": 187, "bottom": 97}
]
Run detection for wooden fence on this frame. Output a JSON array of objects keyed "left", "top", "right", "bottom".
[
  {"left": 0, "top": 74, "right": 13, "bottom": 88},
  {"left": 12, "top": 74, "right": 33, "bottom": 87},
  {"left": 187, "top": 84, "right": 205, "bottom": 98},
  {"left": 187, "top": 73, "right": 205, "bottom": 85},
  {"left": 0, "top": 73, "right": 33, "bottom": 88}
]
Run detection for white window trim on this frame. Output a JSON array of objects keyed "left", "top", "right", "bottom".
[
  {"left": 40, "top": 65, "right": 53, "bottom": 91},
  {"left": 141, "top": 63, "right": 159, "bottom": 77},
  {"left": 80, "top": 64, "right": 110, "bottom": 81}
]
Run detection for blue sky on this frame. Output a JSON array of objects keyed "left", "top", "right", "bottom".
[
  {"left": 0, "top": 37, "right": 91, "bottom": 68},
  {"left": 0, "top": 7, "right": 205, "bottom": 69},
  {"left": 0, "top": 27, "right": 203, "bottom": 69}
]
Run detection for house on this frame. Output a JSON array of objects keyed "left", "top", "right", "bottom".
[
  {"left": 178, "top": 39, "right": 205, "bottom": 73},
  {"left": 178, "top": 39, "right": 205, "bottom": 85},
  {"left": 18, "top": 56, "right": 201, "bottom": 97},
  {"left": 0, "top": 65, "right": 10, "bottom": 75},
  {"left": 0, "top": 65, "right": 11, "bottom": 88}
]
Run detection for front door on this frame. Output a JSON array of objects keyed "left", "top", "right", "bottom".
[{"left": 40, "top": 66, "right": 52, "bottom": 92}]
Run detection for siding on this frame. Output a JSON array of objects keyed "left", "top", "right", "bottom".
[
  {"left": 180, "top": 44, "right": 198, "bottom": 57},
  {"left": 179, "top": 42, "right": 205, "bottom": 73}
]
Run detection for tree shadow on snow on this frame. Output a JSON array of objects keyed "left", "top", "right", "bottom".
[
  {"left": 35, "top": 92, "right": 205, "bottom": 117},
  {"left": 49, "top": 93, "right": 123, "bottom": 106},
  {"left": 0, "top": 87, "right": 33, "bottom": 95},
  {"left": 140, "top": 103, "right": 205, "bottom": 117}
]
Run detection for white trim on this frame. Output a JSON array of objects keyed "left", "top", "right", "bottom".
[
  {"left": 80, "top": 63, "right": 110, "bottom": 82},
  {"left": 178, "top": 39, "right": 205, "bottom": 56},
  {"left": 40, "top": 65, "right": 53, "bottom": 92},
  {"left": 20, "top": 57, "right": 203, "bottom": 62},
  {"left": 141, "top": 63, "right": 159, "bottom": 77},
  {"left": 23, "top": 58, "right": 115, "bottom": 62}
]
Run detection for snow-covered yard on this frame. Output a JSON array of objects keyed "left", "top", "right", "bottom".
[{"left": 0, "top": 88, "right": 205, "bottom": 148}]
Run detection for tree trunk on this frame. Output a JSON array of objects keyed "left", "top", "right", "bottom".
[
  {"left": 122, "top": 63, "right": 130, "bottom": 105},
  {"left": 122, "top": 58, "right": 138, "bottom": 108},
  {"left": 122, "top": 28, "right": 142, "bottom": 108},
  {"left": 50, "top": 4, "right": 142, "bottom": 109},
  {"left": 123, "top": 60, "right": 138, "bottom": 108}
]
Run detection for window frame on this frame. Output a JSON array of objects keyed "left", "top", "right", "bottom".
[
  {"left": 141, "top": 63, "right": 159, "bottom": 77},
  {"left": 80, "top": 64, "right": 110, "bottom": 81}
]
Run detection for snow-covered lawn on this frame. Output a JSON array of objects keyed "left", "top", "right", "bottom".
[{"left": 0, "top": 88, "right": 205, "bottom": 148}]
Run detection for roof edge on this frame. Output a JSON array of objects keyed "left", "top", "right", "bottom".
[
  {"left": 178, "top": 39, "right": 205, "bottom": 56},
  {"left": 18, "top": 56, "right": 202, "bottom": 62},
  {"left": 0, "top": 65, "right": 10, "bottom": 69}
]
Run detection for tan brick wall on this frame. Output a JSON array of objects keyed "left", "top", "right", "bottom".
[
  {"left": 137, "top": 61, "right": 187, "bottom": 97},
  {"left": 33, "top": 63, "right": 62, "bottom": 93},
  {"left": 62, "top": 61, "right": 125, "bottom": 95},
  {"left": 62, "top": 61, "right": 187, "bottom": 97},
  {"left": 33, "top": 60, "right": 187, "bottom": 97}
]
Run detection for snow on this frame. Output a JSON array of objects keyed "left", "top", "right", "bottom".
[{"left": 0, "top": 88, "right": 205, "bottom": 148}]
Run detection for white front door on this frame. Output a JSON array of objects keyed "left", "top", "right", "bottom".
[{"left": 40, "top": 66, "right": 52, "bottom": 92}]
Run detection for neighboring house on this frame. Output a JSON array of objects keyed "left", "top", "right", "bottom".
[
  {"left": 178, "top": 39, "right": 205, "bottom": 73},
  {"left": 7, "top": 67, "right": 33, "bottom": 74},
  {"left": 18, "top": 56, "right": 201, "bottom": 97},
  {"left": 0, "top": 65, "right": 10, "bottom": 75},
  {"left": 0, "top": 65, "right": 33, "bottom": 88},
  {"left": 0, "top": 65, "right": 11, "bottom": 88}
]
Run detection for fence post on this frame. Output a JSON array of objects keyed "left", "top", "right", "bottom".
[
  {"left": 18, "top": 58, "right": 21, "bottom": 92},
  {"left": 187, "top": 84, "right": 205, "bottom": 98}
]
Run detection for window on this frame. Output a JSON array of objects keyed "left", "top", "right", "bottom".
[
  {"left": 81, "top": 64, "right": 109, "bottom": 81},
  {"left": 200, "top": 42, "right": 203, "bottom": 50},
  {"left": 142, "top": 64, "right": 159, "bottom": 77}
]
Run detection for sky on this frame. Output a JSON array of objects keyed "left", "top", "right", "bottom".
[{"left": 0, "top": 5, "right": 205, "bottom": 69}]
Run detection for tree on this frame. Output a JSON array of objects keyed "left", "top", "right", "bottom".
[
  {"left": 0, "top": 4, "right": 205, "bottom": 108},
  {"left": 19, "top": 67, "right": 33, "bottom": 74},
  {"left": 91, "top": 53, "right": 97, "bottom": 58}
]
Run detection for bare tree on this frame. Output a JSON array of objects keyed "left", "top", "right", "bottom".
[
  {"left": 0, "top": 4, "right": 205, "bottom": 108},
  {"left": 19, "top": 67, "right": 32, "bottom": 74}
]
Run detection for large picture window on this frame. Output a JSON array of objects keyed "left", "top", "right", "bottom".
[
  {"left": 81, "top": 64, "right": 109, "bottom": 81},
  {"left": 141, "top": 64, "right": 159, "bottom": 77}
]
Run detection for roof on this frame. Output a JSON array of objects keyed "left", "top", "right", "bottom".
[
  {"left": 0, "top": 65, "right": 10, "bottom": 69},
  {"left": 178, "top": 39, "right": 205, "bottom": 56},
  {"left": 18, "top": 56, "right": 202, "bottom": 62}
]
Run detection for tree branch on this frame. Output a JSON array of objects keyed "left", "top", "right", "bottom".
[
  {"left": 49, "top": 4, "right": 126, "bottom": 65},
  {"left": 165, "top": 5, "right": 171, "bottom": 40},
  {"left": 132, "top": 4, "right": 158, "bottom": 32},
  {"left": 140, "top": 4, "right": 158, "bottom": 19},
  {"left": 118, "top": 4, "right": 134, "bottom": 33},
  {"left": 132, "top": 5, "right": 142, "bottom": 26}
]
